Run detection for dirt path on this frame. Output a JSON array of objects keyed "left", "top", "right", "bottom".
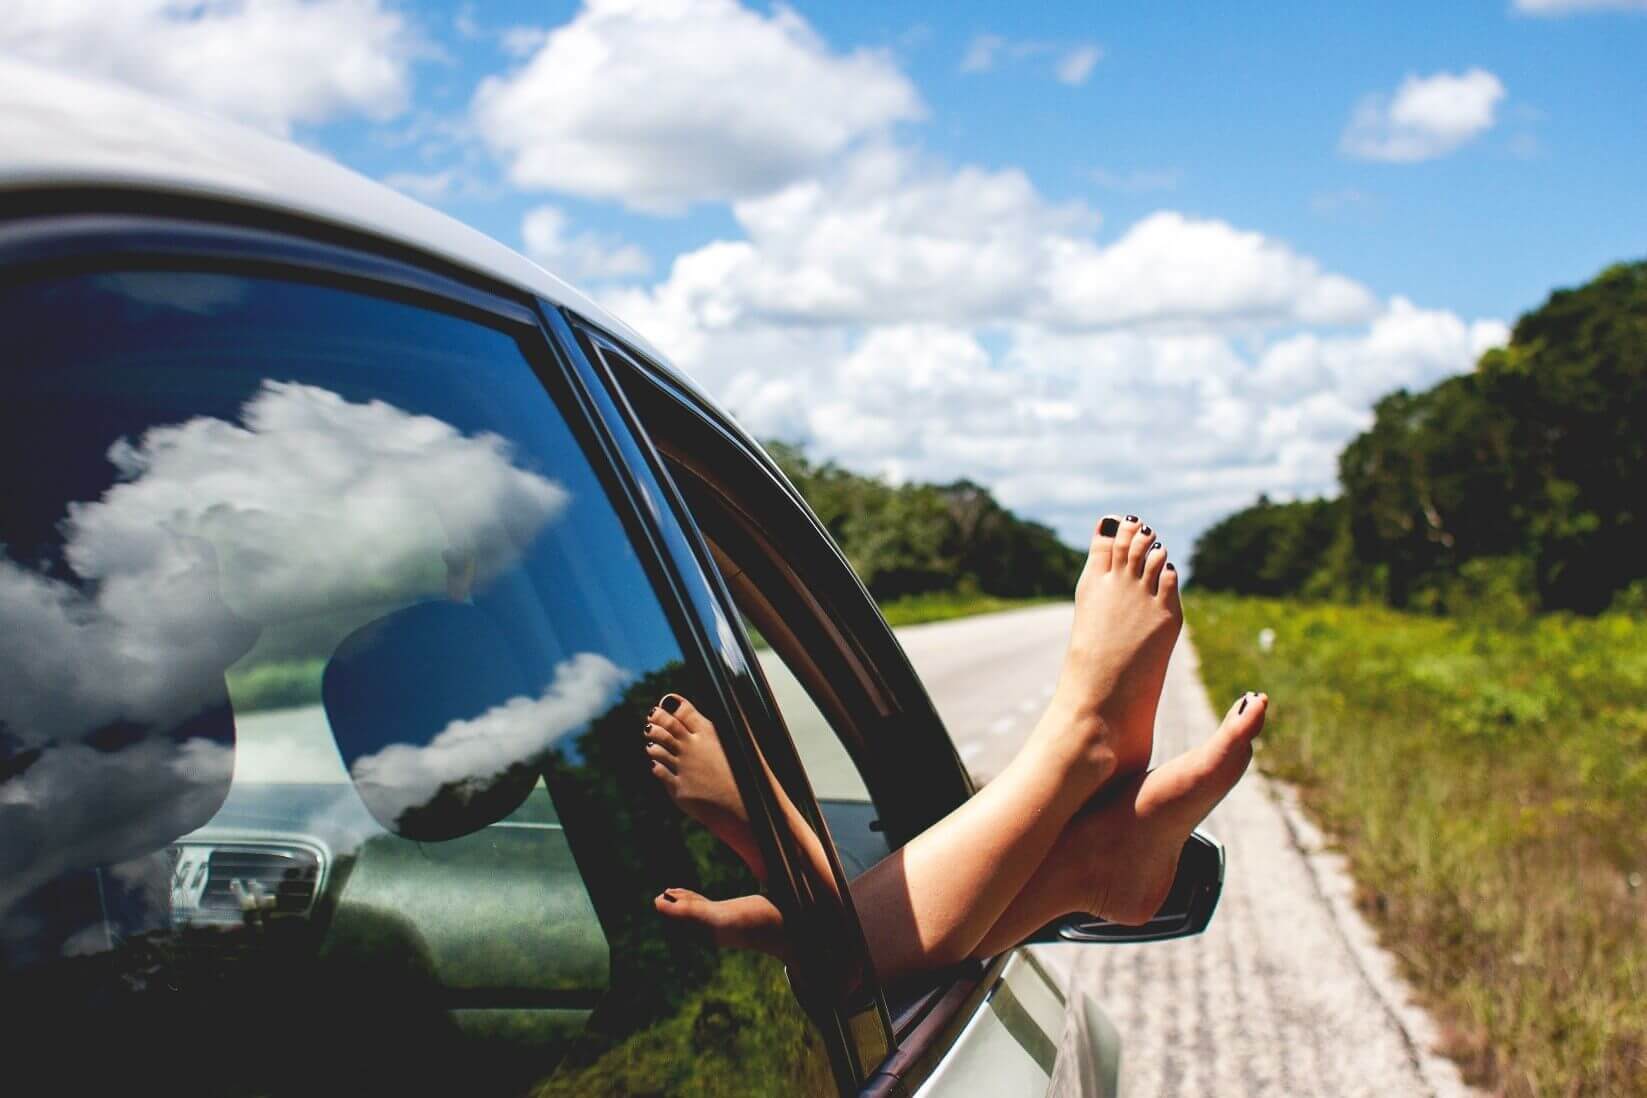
[{"left": 895, "top": 603, "right": 1478, "bottom": 1098}]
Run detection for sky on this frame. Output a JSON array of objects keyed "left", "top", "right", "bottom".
[{"left": 7, "top": 0, "right": 1646, "bottom": 554}]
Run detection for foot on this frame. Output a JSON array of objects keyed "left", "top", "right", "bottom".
[
  {"left": 644, "top": 694, "right": 766, "bottom": 882},
  {"left": 1062, "top": 692, "right": 1265, "bottom": 926},
  {"left": 1027, "top": 514, "right": 1185, "bottom": 790},
  {"left": 654, "top": 888, "right": 788, "bottom": 962}
]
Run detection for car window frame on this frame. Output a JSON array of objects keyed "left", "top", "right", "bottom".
[
  {"left": 0, "top": 192, "right": 872, "bottom": 1097},
  {"left": 575, "top": 318, "right": 1026, "bottom": 1094}
]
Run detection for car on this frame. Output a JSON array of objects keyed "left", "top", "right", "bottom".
[{"left": 0, "top": 58, "right": 1223, "bottom": 1097}]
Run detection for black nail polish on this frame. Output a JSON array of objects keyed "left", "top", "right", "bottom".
[
  {"left": 1098, "top": 517, "right": 1119, "bottom": 537},
  {"left": 1125, "top": 514, "right": 1139, "bottom": 523},
  {"left": 662, "top": 892, "right": 677, "bottom": 903},
  {"left": 1141, "top": 525, "right": 1152, "bottom": 536},
  {"left": 1165, "top": 562, "right": 1175, "bottom": 571},
  {"left": 661, "top": 695, "right": 680, "bottom": 713},
  {"left": 1238, "top": 697, "right": 1248, "bottom": 714},
  {"left": 1151, "top": 541, "right": 1162, "bottom": 551}
]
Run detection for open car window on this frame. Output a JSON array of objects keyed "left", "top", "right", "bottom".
[{"left": 0, "top": 263, "right": 840, "bottom": 1096}]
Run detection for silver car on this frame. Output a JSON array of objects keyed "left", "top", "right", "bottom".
[{"left": 0, "top": 59, "right": 1221, "bottom": 1097}]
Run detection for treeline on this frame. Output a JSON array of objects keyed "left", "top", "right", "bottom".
[
  {"left": 1192, "top": 259, "right": 1647, "bottom": 616},
  {"left": 765, "top": 441, "right": 1084, "bottom": 601}
]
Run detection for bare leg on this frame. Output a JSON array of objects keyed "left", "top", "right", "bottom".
[
  {"left": 839, "top": 515, "right": 1182, "bottom": 975},
  {"left": 653, "top": 516, "right": 1183, "bottom": 974},
  {"left": 659, "top": 693, "right": 1265, "bottom": 973}
]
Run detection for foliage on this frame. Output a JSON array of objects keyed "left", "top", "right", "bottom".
[
  {"left": 1190, "top": 593, "right": 1647, "bottom": 1095},
  {"left": 877, "top": 590, "right": 1062, "bottom": 628},
  {"left": 765, "top": 441, "right": 1083, "bottom": 601},
  {"left": 1192, "top": 260, "right": 1647, "bottom": 614}
]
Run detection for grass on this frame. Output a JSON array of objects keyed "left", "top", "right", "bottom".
[
  {"left": 877, "top": 590, "right": 1062, "bottom": 628},
  {"left": 1188, "top": 593, "right": 1647, "bottom": 1096}
]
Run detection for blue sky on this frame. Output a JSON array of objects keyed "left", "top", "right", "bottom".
[{"left": 9, "top": 0, "right": 1645, "bottom": 551}]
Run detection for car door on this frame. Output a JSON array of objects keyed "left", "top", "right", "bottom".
[
  {"left": 571, "top": 322, "right": 1124, "bottom": 1098},
  {"left": 0, "top": 204, "right": 889, "bottom": 1097}
]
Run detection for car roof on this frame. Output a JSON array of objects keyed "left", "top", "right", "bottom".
[{"left": 0, "top": 56, "right": 691, "bottom": 387}]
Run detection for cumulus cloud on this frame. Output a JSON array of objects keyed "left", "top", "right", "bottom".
[
  {"left": 1341, "top": 68, "right": 1507, "bottom": 162},
  {"left": 348, "top": 652, "right": 627, "bottom": 827},
  {"left": 0, "top": 0, "right": 422, "bottom": 135},
  {"left": 597, "top": 145, "right": 1504, "bottom": 552},
  {"left": 522, "top": 205, "right": 652, "bottom": 282},
  {"left": 607, "top": 146, "right": 1376, "bottom": 338},
  {"left": 472, "top": 0, "right": 923, "bottom": 212}
]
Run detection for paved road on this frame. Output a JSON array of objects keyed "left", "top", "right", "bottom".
[{"left": 894, "top": 603, "right": 1477, "bottom": 1098}]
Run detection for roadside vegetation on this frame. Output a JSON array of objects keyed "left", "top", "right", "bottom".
[
  {"left": 1188, "top": 261, "right": 1647, "bottom": 1093},
  {"left": 1190, "top": 594, "right": 1646, "bottom": 1094}
]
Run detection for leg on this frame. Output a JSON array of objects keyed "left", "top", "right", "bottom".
[
  {"left": 654, "top": 515, "right": 1184, "bottom": 977},
  {"left": 660, "top": 692, "right": 1266, "bottom": 972},
  {"left": 839, "top": 516, "right": 1182, "bottom": 975}
]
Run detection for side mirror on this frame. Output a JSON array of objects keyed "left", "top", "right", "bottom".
[
  {"left": 322, "top": 600, "right": 539, "bottom": 842},
  {"left": 1022, "top": 830, "right": 1224, "bottom": 946}
]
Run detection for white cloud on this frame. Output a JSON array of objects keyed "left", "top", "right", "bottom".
[
  {"left": 1056, "top": 45, "right": 1103, "bottom": 86},
  {"left": 0, "top": 373, "right": 570, "bottom": 748},
  {"left": 1, "top": 0, "right": 422, "bottom": 135},
  {"left": 1513, "top": 0, "right": 1647, "bottom": 11},
  {"left": 1342, "top": 68, "right": 1507, "bottom": 162},
  {"left": 522, "top": 205, "right": 652, "bottom": 282},
  {"left": 609, "top": 146, "right": 1375, "bottom": 335},
  {"left": 960, "top": 33, "right": 1102, "bottom": 84},
  {"left": 349, "top": 652, "right": 628, "bottom": 827},
  {"left": 472, "top": 0, "right": 923, "bottom": 212},
  {"left": 599, "top": 145, "right": 1503, "bottom": 553}
]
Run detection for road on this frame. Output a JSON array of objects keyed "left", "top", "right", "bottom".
[{"left": 893, "top": 603, "right": 1478, "bottom": 1098}]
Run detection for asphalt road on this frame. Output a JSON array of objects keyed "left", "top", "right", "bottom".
[{"left": 893, "top": 603, "right": 1478, "bottom": 1098}]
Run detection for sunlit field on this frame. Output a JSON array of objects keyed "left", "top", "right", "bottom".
[{"left": 1190, "top": 594, "right": 1647, "bottom": 1095}]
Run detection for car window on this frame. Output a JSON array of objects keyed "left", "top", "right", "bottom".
[{"left": 0, "top": 267, "right": 836, "bottom": 1096}]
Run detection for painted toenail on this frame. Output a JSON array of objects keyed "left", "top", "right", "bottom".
[
  {"left": 662, "top": 891, "right": 677, "bottom": 903},
  {"left": 1098, "top": 517, "right": 1119, "bottom": 537},
  {"left": 1125, "top": 514, "right": 1139, "bottom": 523},
  {"left": 661, "top": 695, "right": 681, "bottom": 713},
  {"left": 1238, "top": 697, "right": 1248, "bottom": 714},
  {"left": 1151, "top": 541, "right": 1162, "bottom": 551},
  {"left": 1141, "top": 525, "right": 1152, "bottom": 536},
  {"left": 1165, "top": 562, "right": 1175, "bottom": 571}
]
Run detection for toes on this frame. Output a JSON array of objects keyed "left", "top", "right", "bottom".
[
  {"left": 1090, "top": 515, "right": 1122, "bottom": 572},
  {"left": 1125, "top": 525, "right": 1158, "bottom": 575},
  {"left": 660, "top": 693, "right": 715, "bottom": 736},
  {"left": 1142, "top": 541, "right": 1169, "bottom": 593},
  {"left": 1223, "top": 692, "right": 1268, "bottom": 743},
  {"left": 645, "top": 741, "right": 678, "bottom": 773},
  {"left": 655, "top": 887, "right": 709, "bottom": 920},
  {"left": 1158, "top": 560, "right": 1181, "bottom": 609},
  {"left": 650, "top": 708, "right": 690, "bottom": 740},
  {"left": 644, "top": 721, "right": 681, "bottom": 754},
  {"left": 649, "top": 758, "right": 678, "bottom": 791},
  {"left": 1108, "top": 514, "right": 1143, "bottom": 571}
]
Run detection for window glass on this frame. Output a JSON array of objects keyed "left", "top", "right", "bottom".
[{"left": 0, "top": 269, "right": 834, "bottom": 1095}]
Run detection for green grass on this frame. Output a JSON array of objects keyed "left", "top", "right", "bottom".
[
  {"left": 877, "top": 591, "right": 1062, "bottom": 628},
  {"left": 1189, "top": 593, "right": 1647, "bottom": 1095}
]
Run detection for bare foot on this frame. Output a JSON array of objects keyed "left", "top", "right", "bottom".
[
  {"left": 1024, "top": 514, "right": 1184, "bottom": 791},
  {"left": 654, "top": 888, "right": 788, "bottom": 962},
  {"left": 1067, "top": 691, "right": 1265, "bottom": 926},
  {"left": 644, "top": 694, "right": 766, "bottom": 882},
  {"left": 967, "top": 692, "right": 1266, "bottom": 956}
]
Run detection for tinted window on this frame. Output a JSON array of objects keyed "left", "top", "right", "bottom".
[{"left": 0, "top": 269, "right": 833, "bottom": 1095}]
